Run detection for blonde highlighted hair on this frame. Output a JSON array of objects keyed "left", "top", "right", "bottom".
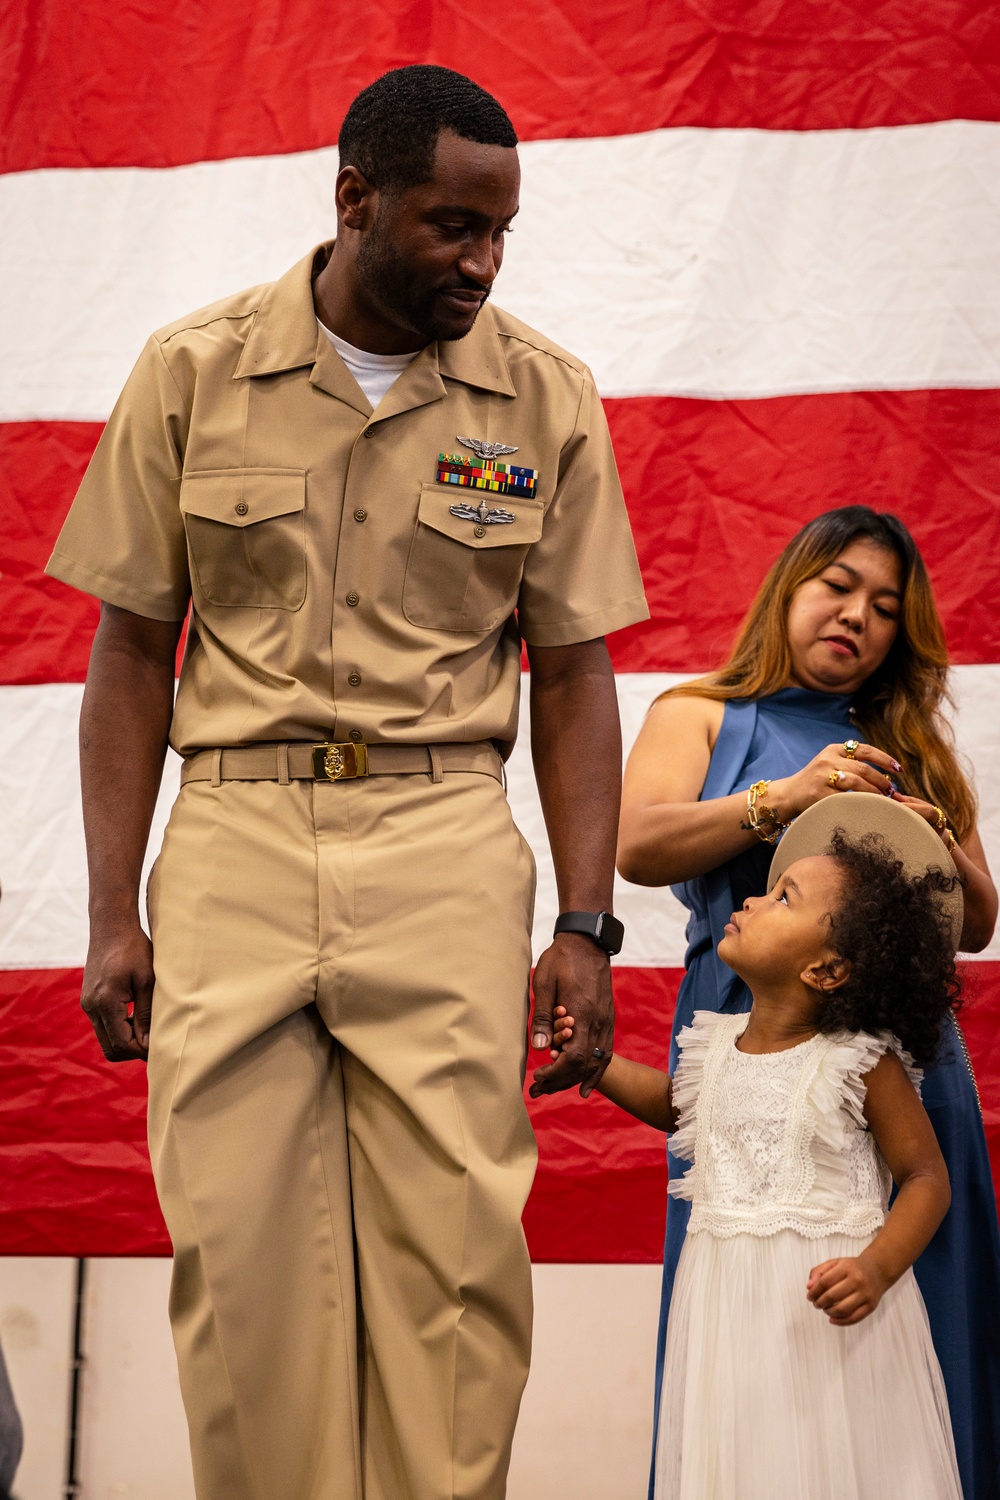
[{"left": 662, "top": 507, "right": 977, "bottom": 841}]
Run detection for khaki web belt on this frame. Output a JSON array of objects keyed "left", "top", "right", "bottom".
[{"left": 180, "top": 741, "right": 504, "bottom": 788}]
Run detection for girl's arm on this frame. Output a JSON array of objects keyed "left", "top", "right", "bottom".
[
  {"left": 807, "top": 1051, "right": 950, "bottom": 1325},
  {"left": 542, "top": 1008, "right": 676, "bottom": 1131},
  {"left": 596, "top": 1055, "right": 676, "bottom": 1133},
  {"left": 617, "top": 694, "right": 899, "bottom": 887}
]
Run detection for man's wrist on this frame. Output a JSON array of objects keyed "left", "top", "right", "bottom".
[
  {"left": 89, "top": 893, "right": 144, "bottom": 931},
  {"left": 553, "top": 910, "right": 624, "bottom": 956}
]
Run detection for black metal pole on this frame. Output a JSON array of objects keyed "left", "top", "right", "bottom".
[{"left": 63, "top": 1258, "right": 86, "bottom": 1499}]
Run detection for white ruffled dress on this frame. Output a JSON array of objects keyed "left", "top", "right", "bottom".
[{"left": 654, "top": 1012, "right": 961, "bottom": 1500}]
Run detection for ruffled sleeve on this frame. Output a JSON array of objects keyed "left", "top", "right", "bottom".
[
  {"left": 804, "top": 1030, "right": 922, "bottom": 1181},
  {"left": 668, "top": 1011, "right": 743, "bottom": 1200}
]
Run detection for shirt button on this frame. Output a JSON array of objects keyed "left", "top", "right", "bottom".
[
  {"left": 363, "top": 427, "right": 375, "bottom": 439},
  {"left": 474, "top": 525, "right": 486, "bottom": 538},
  {"left": 346, "top": 591, "right": 360, "bottom": 607},
  {"left": 235, "top": 501, "right": 249, "bottom": 516},
  {"left": 348, "top": 672, "right": 362, "bottom": 687},
  {"left": 354, "top": 508, "right": 368, "bottom": 522},
  {"left": 349, "top": 730, "right": 363, "bottom": 742}
]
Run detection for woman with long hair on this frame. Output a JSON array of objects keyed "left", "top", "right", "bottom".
[{"left": 618, "top": 505, "right": 1000, "bottom": 1500}]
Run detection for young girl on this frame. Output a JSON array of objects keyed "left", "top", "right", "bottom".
[{"left": 550, "top": 815, "right": 963, "bottom": 1499}]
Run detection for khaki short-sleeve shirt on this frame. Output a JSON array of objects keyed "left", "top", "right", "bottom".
[{"left": 47, "top": 244, "right": 648, "bottom": 756}]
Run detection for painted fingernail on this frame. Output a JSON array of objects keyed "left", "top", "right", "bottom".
[{"left": 891, "top": 761, "right": 902, "bottom": 773}]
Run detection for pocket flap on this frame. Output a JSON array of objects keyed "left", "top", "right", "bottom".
[
  {"left": 180, "top": 469, "right": 306, "bottom": 527},
  {"left": 417, "top": 481, "right": 543, "bottom": 549}
]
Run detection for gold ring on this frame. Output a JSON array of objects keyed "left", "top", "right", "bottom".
[
  {"left": 844, "top": 739, "right": 859, "bottom": 758},
  {"left": 933, "top": 805, "right": 947, "bottom": 832},
  {"left": 946, "top": 829, "right": 957, "bottom": 851},
  {"left": 828, "top": 770, "right": 844, "bottom": 789}
]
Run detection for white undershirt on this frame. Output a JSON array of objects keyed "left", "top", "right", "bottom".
[{"left": 318, "top": 321, "right": 419, "bottom": 408}]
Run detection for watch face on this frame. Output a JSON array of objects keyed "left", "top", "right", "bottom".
[{"left": 598, "top": 913, "right": 625, "bottom": 955}]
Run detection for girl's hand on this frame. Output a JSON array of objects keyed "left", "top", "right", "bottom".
[
  {"left": 769, "top": 742, "right": 900, "bottom": 822},
  {"left": 549, "top": 1004, "right": 575, "bottom": 1058},
  {"left": 888, "top": 791, "right": 956, "bottom": 849},
  {"left": 806, "top": 1255, "right": 890, "bottom": 1325}
]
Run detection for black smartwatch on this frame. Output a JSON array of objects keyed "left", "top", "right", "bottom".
[{"left": 553, "top": 910, "right": 625, "bottom": 956}]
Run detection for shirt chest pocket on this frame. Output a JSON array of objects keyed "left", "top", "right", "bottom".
[
  {"left": 403, "top": 482, "right": 543, "bottom": 632},
  {"left": 180, "top": 469, "right": 307, "bottom": 610}
]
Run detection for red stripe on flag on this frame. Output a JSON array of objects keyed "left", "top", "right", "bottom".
[
  {"left": 5, "top": 389, "right": 1000, "bottom": 685},
  {"left": 0, "top": 421, "right": 102, "bottom": 684},
  {"left": 2, "top": 1, "right": 1000, "bottom": 173},
  {"left": 606, "top": 389, "right": 1000, "bottom": 674},
  {"left": 0, "top": 968, "right": 169, "bottom": 1256},
  {"left": 524, "top": 968, "right": 679, "bottom": 1263},
  {"left": 2, "top": 965, "right": 998, "bottom": 1260}
]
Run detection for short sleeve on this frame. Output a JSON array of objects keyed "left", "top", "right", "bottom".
[
  {"left": 45, "top": 336, "right": 192, "bottom": 621},
  {"left": 806, "top": 1031, "right": 923, "bottom": 1160},
  {"left": 515, "top": 371, "right": 648, "bottom": 646}
]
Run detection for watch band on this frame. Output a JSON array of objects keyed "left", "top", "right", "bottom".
[{"left": 553, "top": 910, "right": 625, "bottom": 956}]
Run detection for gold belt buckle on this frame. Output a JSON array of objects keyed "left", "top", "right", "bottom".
[{"left": 311, "top": 742, "right": 370, "bottom": 781}]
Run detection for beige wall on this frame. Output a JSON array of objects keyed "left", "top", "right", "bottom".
[{"left": 0, "top": 1258, "right": 660, "bottom": 1500}]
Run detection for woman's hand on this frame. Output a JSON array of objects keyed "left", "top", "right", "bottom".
[
  {"left": 886, "top": 792, "right": 999, "bottom": 949},
  {"left": 806, "top": 1254, "right": 890, "bottom": 1325},
  {"left": 769, "top": 741, "right": 901, "bottom": 822},
  {"left": 889, "top": 792, "right": 955, "bottom": 847}
]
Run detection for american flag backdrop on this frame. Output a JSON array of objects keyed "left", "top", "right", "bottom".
[{"left": 1, "top": 1, "right": 1000, "bottom": 1265}]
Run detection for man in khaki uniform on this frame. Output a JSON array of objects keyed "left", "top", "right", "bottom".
[{"left": 48, "top": 66, "right": 647, "bottom": 1500}]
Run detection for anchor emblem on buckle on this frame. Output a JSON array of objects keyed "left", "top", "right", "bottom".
[{"left": 311, "top": 742, "right": 370, "bottom": 781}]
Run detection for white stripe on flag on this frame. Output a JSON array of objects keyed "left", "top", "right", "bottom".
[
  {"left": 2, "top": 668, "right": 998, "bottom": 971},
  {"left": 3, "top": 120, "right": 1000, "bottom": 420}
]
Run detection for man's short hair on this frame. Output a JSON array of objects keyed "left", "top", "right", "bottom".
[{"left": 338, "top": 65, "right": 518, "bottom": 192}]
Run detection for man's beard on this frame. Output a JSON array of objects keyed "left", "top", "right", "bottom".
[{"left": 355, "top": 211, "right": 488, "bottom": 343}]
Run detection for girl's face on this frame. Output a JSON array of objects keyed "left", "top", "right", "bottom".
[
  {"left": 718, "top": 856, "right": 845, "bottom": 996},
  {"left": 786, "top": 539, "right": 903, "bottom": 695}
]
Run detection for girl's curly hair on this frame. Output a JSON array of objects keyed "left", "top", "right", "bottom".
[{"left": 817, "top": 829, "right": 961, "bottom": 1069}]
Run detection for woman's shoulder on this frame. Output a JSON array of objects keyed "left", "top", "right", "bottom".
[{"left": 642, "top": 691, "right": 727, "bottom": 753}]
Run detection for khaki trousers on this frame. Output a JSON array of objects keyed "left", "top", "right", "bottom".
[{"left": 146, "top": 771, "right": 537, "bottom": 1500}]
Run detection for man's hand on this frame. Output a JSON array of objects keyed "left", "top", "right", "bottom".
[
  {"left": 528, "top": 934, "right": 613, "bottom": 1099},
  {"left": 82, "top": 920, "right": 155, "bottom": 1061},
  {"left": 806, "top": 1254, "right": 890, "bottom": 1325}
]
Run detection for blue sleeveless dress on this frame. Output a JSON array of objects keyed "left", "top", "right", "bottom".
[{"left": 649, "top": 688, "right": 1000, "bottom": 1500}]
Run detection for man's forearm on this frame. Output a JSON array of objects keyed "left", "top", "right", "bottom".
[
  {"left": 81, "top": 604, "right": 180, "bottom": 926},
  {"left": 525, "top": 639, "right": 622, "bottom": 1097},
  {"left": 527, "top": 638, "right": 621, "bottom": 911}
]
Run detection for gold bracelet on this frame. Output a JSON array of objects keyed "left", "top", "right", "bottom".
[{"left": 744, "top": 779, "right": 791, "bottom": 845}]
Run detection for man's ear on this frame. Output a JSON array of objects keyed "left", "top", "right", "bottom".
[
  {"left": 335, "top": 165, "right": 379, "bottom": 232},
  {"left": 800, "top": 953, "right": 850, "bottom": 994}
]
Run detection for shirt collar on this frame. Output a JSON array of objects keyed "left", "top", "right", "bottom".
[{"left": 234, "top": 241, "right": 516, "bottom": 402}]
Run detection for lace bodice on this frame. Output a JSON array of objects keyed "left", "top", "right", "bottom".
[{"left": 669, "top": 1012, "right": 922, "bottom": 1240}]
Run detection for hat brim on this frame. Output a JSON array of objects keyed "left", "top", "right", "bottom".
[{"left": 767, "top": 792, "right": 963, "bottom": 950}]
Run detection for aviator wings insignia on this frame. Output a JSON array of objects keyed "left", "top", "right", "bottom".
[{"left": 457, "top": 435, "right": 519, "bottom": 460}]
